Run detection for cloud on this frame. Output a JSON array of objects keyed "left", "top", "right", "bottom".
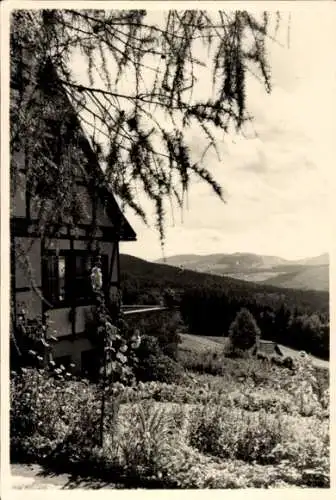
[{"left": 119, "top": 10, "right": 333, "bottom": 261}]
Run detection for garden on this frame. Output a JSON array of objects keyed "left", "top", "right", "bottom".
[{"left": 11, "top": 327, "right": 329, "bottom": 489}]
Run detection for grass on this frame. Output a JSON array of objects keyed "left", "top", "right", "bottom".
[
  {"left": 179, "top": 333, "right": 226, "bottom": 353},
  {"left": 180, "top": 333, "right": 329, "bottom": 369}
]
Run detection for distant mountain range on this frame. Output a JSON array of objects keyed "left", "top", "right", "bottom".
[{"left": 155, "top": 252, "right": 329, "bottom": 292}]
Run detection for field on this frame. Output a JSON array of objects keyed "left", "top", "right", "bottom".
[
  {"left": 11, "top": 334, "right": 330, "bottom": 489},
  {"left": 179, "top": 333, "right": 329, "bottom": 369}
]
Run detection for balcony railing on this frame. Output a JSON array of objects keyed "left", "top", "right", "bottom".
[{"left": 120, "top": 304, "right": 169, "bottom": 316}]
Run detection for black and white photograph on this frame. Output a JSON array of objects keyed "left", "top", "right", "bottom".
[{"left": 1, "top": 1, "right": 333, "bottom": 491}]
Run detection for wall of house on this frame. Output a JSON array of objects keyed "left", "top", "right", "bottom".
[
  {"left": 12, "top": 150, "right": 26, "bottom": 218},
  {"left": 73, "top": 184, "right": 93, "bottom": 224},
  {"left": 11, "top": 51, "right": 131, "bottom": 373},
  {"left": 52, "top": 336, "right": 95, "bottom": 372},
  {"left": 15, "top": 289, "right": 43, "bottom": 320},
  {"left": 13, "top": 174, "right": 120, "bottom": 364},
  {"left": 14, "top": 239, "right": 119, "bottom": 372},
  {"left": 96, "top": 198, "right": 114, "bottom": 227},
  {"left": 14, "top": 237, "right": 42, "bottom": 319},
  {"left": 14, "top": 235, "right": 119, "bottom": 369},
  {"left": 42, "top": 236, "right": 118, "bottom": 334}
]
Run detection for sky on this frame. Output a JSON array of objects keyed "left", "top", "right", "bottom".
[
  {"left": 68, "top": 7, "right": 334, "bottom": 262},
  {"left": 118, "top": 8, "right": 335, "bottom": 262}
]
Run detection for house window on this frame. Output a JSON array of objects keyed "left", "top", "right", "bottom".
[
  {"left": 72, "top": 254, "right": 94, "bottom": 301},
  {"left": 43, "top": 251, "right": 108, "bottom": 306},
  {"left": 44, "top": 254, "right": 66, "bottom": 303}
]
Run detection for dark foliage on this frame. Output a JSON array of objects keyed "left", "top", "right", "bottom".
[
  {"left": 120, "top": 254, "right": 329, "bottom": 359},
  {"left": 228, "top": 308, "right": 261, "bottom": 352},
  {"left": 125, "top": 310, "right": 183, "bottom": 360},
  {"left": 135, "top": 352, "right": 185, "bottom": 384}
]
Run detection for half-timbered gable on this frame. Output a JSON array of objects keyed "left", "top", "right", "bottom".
[{"left": 11, "top": 52, "right": 136, "bottom": 373}]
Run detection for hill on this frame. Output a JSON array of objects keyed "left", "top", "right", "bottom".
[
  {"left": 157, "top": 252, "right": 289, "bottom": 271},
  {"left": 295, "top": 253, "right": 329, "bottom": 266},
  {"left": 155, "top": 252, "right": 329, "bottom": 291},
  {"left": 263, "top": 264, "right": 329, "bottom": 291},
  {"left": 120, "top": 254, "right": 329, "bottom": 314},
  {"left": 120, "top": 253, "right": 264, "bottom": 291},
  {"left": 120, "top": 254, "right": 329, "bottom": 360}
]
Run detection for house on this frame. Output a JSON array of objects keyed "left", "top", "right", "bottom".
[
  {"left": 10, "top": 52, "right": 138, "bottom": 374},
  {"left": 253, "top": 338, "right": 283, "bottom": 357}
]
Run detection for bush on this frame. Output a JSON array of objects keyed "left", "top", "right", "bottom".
[
  {"left": 256, "top": 352, "right": 269, "bottom": 362},
  {"left": 10, "top": 361, "right": 329, "bottom": 488},
  {"left": 132, "top": 334, "right": 185, "bottom": 384},
  {"left": 224, "top": 344, "right": 253, "bottom": 359},
  {"left": 135, "top": 334, "right": 162, "bottom": 360},
  {"left": 270, "top": 355, "right": 284, "bottom": 367},
  {"left": 10, "top": 368, "right": 101, "bottom": 463},
  {"left": 189, "top": 405, "right": 329, "bottom": 469},
  {"left": 228, "top": 308, "right": 260, "bottom": 353},
  {"left": 126, "top": 311, "right": 183, "bottom": 361},
  {"left": 283, "top": 356, "right": 295, "bottom": 370},
  {"left": 135, "top": 353, "right": 185, "bottom": 384}
]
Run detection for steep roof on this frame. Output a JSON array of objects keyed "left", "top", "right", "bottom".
[
  {"left": 73, "top": 123, "right": 137, "bottom": 242},
  {"left": 56, "top": 71, "right": 137, "bottom": 242},
  {"left": 12, "top": 51, "right": 137, "bottom": 242}
]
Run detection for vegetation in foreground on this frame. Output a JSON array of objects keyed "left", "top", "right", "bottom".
[
  {"left": 11, "top": 286, "right": 329, "bottom": 489},
  {"left": 11, "top": 346, "right": 329, "bottom": 489}
]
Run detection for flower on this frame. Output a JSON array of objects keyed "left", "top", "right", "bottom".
[
  {"left": 131, "top": 331, "right": 141, "bottom": 349},
  {"left": 90, "top": 265, "right": 103, "bottom": 292}
]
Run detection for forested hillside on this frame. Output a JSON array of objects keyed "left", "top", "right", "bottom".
[
  {"left": 120, "top": 254, "right": 328, "bottom": 313},
  {"left": 120, "top": 254, "right": 329, "bottom": 360}
]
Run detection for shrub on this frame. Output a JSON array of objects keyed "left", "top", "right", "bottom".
[
  {"left": 135, "top": 334, "right": 162, "bottom": 360},
  {"left": 132, "top": 334, "right": 185, "bottom": 384},
  {"left": 256, "top": 352, "right": 269, "bottom": 362},
  {"left": 224, "top": 344, "right": 252, "bottom": 359},
  {"left": 228, "top": 308, "right": 260, "bottom": 353},
  {"left": 283, "top": 356, "right": 294, "bottom": 370},
  {"left": 10, "top": 368, "right": 101, "bottom": 463},
  {"left": 189, "top": 406, "right": 282, "bottom": 463},
  {"left": 189, "top": 405, "right": 329, "bottom": 470},
  {"left": 270, "top": 355, "right": 284, "bottom": 367},
  {"left": 126, "top": 311, "right": 183, "bottom": 361},
  {"left": 135, "top": 353, "right": 185, "bottom": 385},
  {"left": 115, "top": 402, "right": 178, "bottom": 479}
]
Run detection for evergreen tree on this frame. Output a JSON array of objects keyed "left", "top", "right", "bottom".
[{"left": 228, "top": 307, "right": 260, "bottom": 351}]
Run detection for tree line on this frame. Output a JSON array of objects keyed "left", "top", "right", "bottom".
[{"left": 179, "top": 285, "right": 329, "bottom": 359}]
